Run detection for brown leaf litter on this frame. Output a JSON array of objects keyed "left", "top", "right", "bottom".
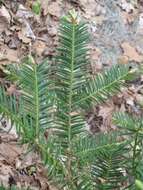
[
  {"left": 0, "top": 132, "right": 51, "bottom": 189},
  {"left": 121, "top": 42, "right": 143, "bottom": 63}
]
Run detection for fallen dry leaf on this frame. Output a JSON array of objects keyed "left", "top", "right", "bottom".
[
  {"left": 117, "top": 55, "right": 129, "bottom": 64},
  {"left": 83, "top": 0, "right": 101, "bottom": 20},
  {"left": 0, "top": 162, "right": 14, "bottom": 187},
  {"left": 122, "top": 12, "right": 137, "bottom": 24},
  {"left": 121, "top": 42, "right": 143, "bottom": 62},
  {"left": 90, "top": 47, "right": 101, "bottom": 61},
  {"left": 90, "top": 47, "right": 102, "bottom": 73},
  {"left": 0, "top": 132, "right": 17, "bottom": 143},
  {"left": 0, "top": 6, "right": 11, "bottom": 33},
  {"left": 118, "top": 0, "right": 134, "bottom": 13},
  {"left": 19, "top": 151, "right": 39, "bottom": 169},
  {"left": 16, "top": 4, "right": 34, "bottom": 20},
  {"left": 40, "top": 0, "right": 49, "bottom": 16},
  {"left": 18, "top": 18, "right": 35, "bottom": 43},
  {"left": 98, "top": 102, "right": 115, "bottom": 132},
  {"left": 23, "top": 20, "right": 36, "bottom": 40},
  {"left": 48, "top": 25, "right": 58, "bottom": 37},
  {"left": 16, "top": 4, "right": 35, "bottom": 42},
  {"left": 94, "top": 15, "right": 106, "bottom": 25},
  {"left": 0, "top": 5, "right": 11, "bottom": 23},
  {"left": 18, "top": 30, "right": 31, "bottom": 44},
  {"left": 0, "top": 47, "right": 19, "bottom": 63},
  {"left": 136, "top": 94, "right": 143, "bottom": 107},
  {"left": 48, "top": 2, "right": 61, "bottom": 18},
  {"left": 85, "top": 109, "right": 102, "bottom": 134},
  {"left": 33, "top": 40, "right": 46, "bottom": 56},
  {"left": 126, "top": 97, "right": 135, "bottom": 107},
  {"left": 0, "top": 142, "right": 22, "bottom": 164},
  {"left": 34, "top": 174, "right": 49, "bottom": 190}
]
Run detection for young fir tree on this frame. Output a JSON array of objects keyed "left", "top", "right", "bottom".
[{"left": 0, "top": 10, "right": 137, "bottom": 190}]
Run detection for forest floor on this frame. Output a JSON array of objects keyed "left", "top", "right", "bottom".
[{"left": 0, "top": 0, "right": 143, "bottom": 189}]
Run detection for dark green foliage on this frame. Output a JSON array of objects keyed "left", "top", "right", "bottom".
[
  {"left": 91, "top": 142, "right": 127, "bottom": 190},
  {"left": 113, "top": 112, "right": 143, "bottom": 188},
  {"left": 0, "top": 56, "right": 54, "bottom": 144},
  {"left": 0, "top": 10, "right": 137, "bottom": 190},
  {"left": 76, "top": 64, "right": 134, "bottom": 108}
]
